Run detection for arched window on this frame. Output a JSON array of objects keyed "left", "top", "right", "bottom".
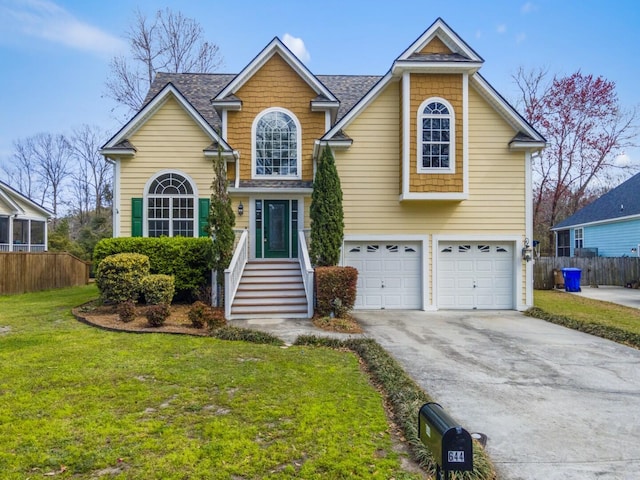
[
  {"left": 146, "top": 172, "right": 195, "bottom": 237},
  {"left": 418, "top": 98, "right": 455, "bottom": 173},
  {"left": 253, "top": 108, "right": 301, "bottom": 177}
]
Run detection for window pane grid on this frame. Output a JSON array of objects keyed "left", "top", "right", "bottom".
[
  {"left": 256, "top": 111, "right": 298, "bottom": 176},
  {"left": 147, "top": 173, "right": 195, "bottom": 237},
  {"left": 420, "top": 101, "right": 452, "bottom": 170}
]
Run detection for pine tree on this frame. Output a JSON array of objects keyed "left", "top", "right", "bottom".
[
  {"left": 208, "top": 148, "right": 235, "bottom": 274},
  {"left": 310, "top": 146, "right": 344, "bottom": 266}
]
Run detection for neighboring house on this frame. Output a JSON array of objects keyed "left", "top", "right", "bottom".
[
  {"left": 551, "top": 172, "right": 640, "bottom": 258},
  {"left": 0, "top": 180, "right": 52, "bottom": 252},
  {"left": 101, "top": 18, "right": 545, "bottom": 318}
]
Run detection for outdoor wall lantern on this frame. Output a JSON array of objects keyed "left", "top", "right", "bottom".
[
  {"left": 522, "top": 238, "right": 533, "bottom": 262},
  {"left": 237, "top": 201, "right": 244, "bottom": 216}
]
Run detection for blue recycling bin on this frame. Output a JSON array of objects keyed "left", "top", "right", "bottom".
[{"left": 562, "top": 268, "right": 582, "bottom": 292}]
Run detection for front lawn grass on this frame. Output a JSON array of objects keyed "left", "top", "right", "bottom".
[
  {"left": 530, "top": 289, "right": 640, "bottom": 347},
  {"left": 0, "top": 285, "right": 422, "bottom": 479}
]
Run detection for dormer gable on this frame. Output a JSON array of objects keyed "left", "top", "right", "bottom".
[{"left": 393, "top": 17, "right": 484, "bottom": 75}]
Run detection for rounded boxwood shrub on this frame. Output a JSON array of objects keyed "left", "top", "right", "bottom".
[
  {"left": 95, "top": 253, "right": 150, "bottom": 304},
  {"left": 141, "top": 274, "right": 175, "bottom": 305}
]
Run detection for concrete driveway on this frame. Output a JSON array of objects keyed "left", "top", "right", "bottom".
[{"left": 353, "top": 310, "right": 640, "bottom": 480}]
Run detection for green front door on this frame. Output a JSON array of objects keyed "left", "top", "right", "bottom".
[{"left": 264, "top": 200, "right": 290, "bottom": 258}]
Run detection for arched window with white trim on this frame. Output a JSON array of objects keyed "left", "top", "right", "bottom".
[
  {"left": 253, "top": 107, "right": 301, "bottom": 178},
  {"left": 418, "top": 98, "right": 455, "bottom": 173},
  {"left": 146, "top": 172, "right": 196, "bottom": 237}
]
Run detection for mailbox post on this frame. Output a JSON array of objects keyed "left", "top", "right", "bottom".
[{"left": 418, "top": 402, "right": 473, "bottom": 480}]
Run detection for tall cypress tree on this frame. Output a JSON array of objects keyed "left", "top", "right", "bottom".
[
  {"left": 208, "top": 147, "right": 235, "bottom": 275},
  {"left": 310, "top": 145, "right": 344, "bottom": 266}
]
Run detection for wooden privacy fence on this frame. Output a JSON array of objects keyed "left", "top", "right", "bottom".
[
  {"left": 534, "top": 257, "right": 640, "bottom": 290},
  {"left": 0, "top": 252, "right": 90, "bottom": 295}
]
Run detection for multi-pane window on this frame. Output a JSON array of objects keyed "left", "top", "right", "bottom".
[
  {"left": 574, "top": 228, "right": 584, "bottom": 249},
  {"left": 147, "top": 172, "right": 195, "bottom": 237},
  {"left": 419, "top": 99, "right": 454, "bottom": 172},
  {"left": 255, "top": 109, "right": 299, "bottom": 176}
]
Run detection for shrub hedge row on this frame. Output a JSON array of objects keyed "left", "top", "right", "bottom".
[{"left": 94, "top": 237, "right": 214, "bottom": 300}]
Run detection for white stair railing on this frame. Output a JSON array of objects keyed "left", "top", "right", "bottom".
[
  {"left": 224, "top": 229, "right": 248, "bottom": 319},
  {"left": 298, "top": 230, "right": 314, "bottom": 318}
]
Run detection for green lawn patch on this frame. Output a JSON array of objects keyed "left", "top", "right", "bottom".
[
  {"left": 0, "top": 286, "right": 422, "bottom": 479},
  {"left": 530, "top": 289, "right": 640, "bottom": 348}
]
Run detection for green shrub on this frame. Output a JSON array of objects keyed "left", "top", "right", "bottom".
[
  {"left": 315, "top": 266, "right": 358, "bottom": 317},
  {"left": 93, "top": 237, "right": 214, "bottom": 300},
  {"left": 141, "top": 274, "right": 175, "bottom": 305},
  {"left": 212, "top": 326, "right": 283, "bottom": 345},
  {"left": 188, "top": 301, "right": 211, "bottom": 328},
  {"left": 117, "top": 299, "right": 136, "bottom": 323},
  {"left": 95, "top": 253, "right": 150, "bottom": 304},
  {"left": 145, "top": 303, "right": 170, "bottom": 327}
]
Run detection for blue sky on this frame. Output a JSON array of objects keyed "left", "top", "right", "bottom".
[{"left": 1, "top": 0, "right": 639, "bottom": 169}]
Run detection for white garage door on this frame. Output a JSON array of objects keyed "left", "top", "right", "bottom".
[
  {"left": 344, "top": 241, "right": 422, "bottom": 309},
  {"left": 437, "top": 242, "right": 514, "bottom": 309}
]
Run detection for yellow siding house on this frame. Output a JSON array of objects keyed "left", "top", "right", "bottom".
[{"left": 101, "top": 18, "right": 545, "bottom": 318}]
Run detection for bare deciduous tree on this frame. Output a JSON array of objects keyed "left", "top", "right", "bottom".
[
  {"left": 31, "top": 133, "right": 72, "bottom": 221},
  {"left": 514, "top": 68, "right": 639, "bottom": 253},
  {"left": 70, "top": 125, "right": 113, "bottom": 217},
  {"left": 105, "top": 8, "right": 223, "bottom": 114}
]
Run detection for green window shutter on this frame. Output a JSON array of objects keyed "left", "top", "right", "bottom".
[
  {"left": 131, "top": 198, "right": 143, "bottom": 237},
  {"left": 198, "top": 198, "right": 210, "bottom": 237}
]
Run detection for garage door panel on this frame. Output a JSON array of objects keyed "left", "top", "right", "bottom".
[
  {"left": 438, "top": 241, "right": 514, "bottom": 309},
  {"left": 345, "top": 241, "right": 422, "bottom": 310}
]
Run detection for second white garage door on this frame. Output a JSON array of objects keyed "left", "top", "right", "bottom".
[
  {"left": 437, "top": 241, "right": 514, "bottom": 309},
  {"left": 344, "top": 241, "right": 422, "bottom": 309}
]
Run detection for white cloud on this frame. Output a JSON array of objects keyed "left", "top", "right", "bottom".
[
  {"left": 516, "top": 32, "right": 527, "bottom": 44},
  {"left": 282, "top": 33, "right": 310, "bottom": 63},
  {"left": 521, "top": 2, "right": 538, "bottom": 14},
  {"left": 0, "top": 0, "right": 126, "bottom": 57},
  {"left": 615, "top": 153, "right": 632, "bottom": 167},
  {"left": 496, "top": 24, "right": 507, "bottom": 34}
]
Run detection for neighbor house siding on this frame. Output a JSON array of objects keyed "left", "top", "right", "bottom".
[
  {"left": 226, "top": 53, "right": 325, "bottom": 182},
  {"left": 585, "top": 220, "right": 640, "bottom": 257},
  {"left": 118, "top": 96, "right": 214, "bottom": 236}
]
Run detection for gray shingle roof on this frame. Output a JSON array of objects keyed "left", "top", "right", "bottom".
[
  {"left": 142, "top": 72, "right": 383, "bottom": 132},
  {"left": 553, "top": 172, "right": 640, "bottom": 229}
]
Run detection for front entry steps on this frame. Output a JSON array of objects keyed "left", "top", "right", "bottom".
[{"left": 230, "top": 261, "right": 309, "bottom": 319}]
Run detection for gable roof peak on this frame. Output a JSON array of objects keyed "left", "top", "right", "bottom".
[
  {"left": 213, "top": 36, "right": 338, "bottom": 103},
  {"left": 397, "top": 17, "right": 484, "bottom": 64}
]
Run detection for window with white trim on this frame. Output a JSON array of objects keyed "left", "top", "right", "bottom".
[
  {"left": 418, "top": 98, "right": 455, "bottom": 173},
  {"left": 147, "top": 172, "right": 195, "bottom": 237},
  {"left": 253, "top": 108, "right": 301, "bottom": 177},
  {"left": 574, "top": 228, "right": 584, "bottom": 249}
]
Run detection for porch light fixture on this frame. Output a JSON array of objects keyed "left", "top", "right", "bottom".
[{"left": 237, "top": 201, "right": 244, "bottom": 216}]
